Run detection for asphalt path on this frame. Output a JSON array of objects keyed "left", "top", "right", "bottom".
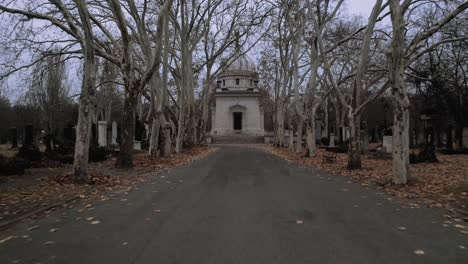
[{"left": 0, "top": 146, "right": 467, "bottom": 263}]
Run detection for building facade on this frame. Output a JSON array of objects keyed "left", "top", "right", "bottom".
[{"left": 211, "top": 53, "right": 264, "bottom": 137}]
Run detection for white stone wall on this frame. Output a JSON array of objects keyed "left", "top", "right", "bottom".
[{"left": 212, "top": 96, "right": 264, "bottom": 136}]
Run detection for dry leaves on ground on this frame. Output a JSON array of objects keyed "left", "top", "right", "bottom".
[
  {"left": 0, "top": 146, "right": 218, "bottom": 224},
  {"left": 261, "top": 146, "right": 468, "bottom": 218}
]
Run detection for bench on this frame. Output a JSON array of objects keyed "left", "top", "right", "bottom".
[{"left": 322, "top": 152, "right": 337, "bottom": 164}]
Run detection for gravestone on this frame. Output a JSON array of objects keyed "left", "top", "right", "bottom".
[
  {"left": 329, "top": 133, "right": 335, "bottom": 147},
  {"left": 111, "top": 121, "right": 118, "bottom": 146},
  {"left": 133, "top": 141, "right": 142, "bottom": 151},
  {"left": 9, "top": 127, "right": 18, "bottom": 148},
  {"left": 98, "top": 121, "right": 108, "bottom": 147},
  {"left": 383, "top": 136, "right": 392, "bottom": 153}
]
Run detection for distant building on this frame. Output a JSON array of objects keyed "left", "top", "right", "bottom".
[{"left": 211, "top": 52, "right": 264, "bottom": 137}]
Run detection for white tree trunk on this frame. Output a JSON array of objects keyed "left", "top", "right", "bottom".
[
  {"left": 276, "top": 102, "right": 286, "bottom": 147},
  {"left": 296, "top": 118, "right": 303, "bottom": 153},
  {"left": 306, "top": 117, "right": 316, "bottom": 157},
  {"left": 73, "top": 1, "right": 97, "bottom": 183},
  {"left": 389, "top": 0, "right": 409, "bottom": 184}
]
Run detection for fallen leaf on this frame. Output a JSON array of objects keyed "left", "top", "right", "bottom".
[
  {"left": 27, "top": 226, "right": 40, "bottom": 231},
  {"left": 296, "top": 220, "right": 303, "bottom": 224},
  {"left": 0, "top": 235, "right": 17, "bottom": 244},
  {"left": 397, "top": 226, "right": 407, "bottom": 231},
  {"left": 414, "top": 250, "right": 425, "bottom": 255},
  {"left": 90, "top": 220, "right": 100, "bottom": 225},
  {"left": 44, "top": 241, "right": 55, "bottom": 245},
  {"left": 50, "top": 228, "right": 59, "bottom": 233}
]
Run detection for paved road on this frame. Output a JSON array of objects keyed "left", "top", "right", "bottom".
[{"left": 0, "top": 146, "right": 467, "bottom": 263}]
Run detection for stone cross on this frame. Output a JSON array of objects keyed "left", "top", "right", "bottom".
[{"left": 98, "top": 121, "right": 108, "bottom": 147}]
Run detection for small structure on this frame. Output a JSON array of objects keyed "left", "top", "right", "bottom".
[{"left": 211, "top": 51, "right": 264, "bottom": 138}]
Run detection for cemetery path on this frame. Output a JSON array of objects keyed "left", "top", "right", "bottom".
[{"left": 0, "top": 146, "right": 467, "bottom": 264}]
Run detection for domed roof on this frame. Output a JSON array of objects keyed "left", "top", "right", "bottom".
[{"left": 226, "top": 53, "right": 256, "bottom": 72}]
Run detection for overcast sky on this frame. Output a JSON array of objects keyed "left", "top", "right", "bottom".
[{"left": 347, "top": 0, "right": 377, "bottom": 18}]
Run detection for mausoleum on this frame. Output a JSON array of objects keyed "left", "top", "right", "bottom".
[{"left": 211, "top": 52, "right": 264, "bottom": 137}]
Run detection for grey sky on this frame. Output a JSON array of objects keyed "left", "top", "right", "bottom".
[{"left": 347, "top": 0, "right": 376, "bottom": 18}]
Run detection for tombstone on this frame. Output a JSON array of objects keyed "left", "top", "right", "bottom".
[
  {"left": 111, "top": 121, "right": 118, "bottom": 146},
  {"left": 9, "top": 127, "right": 18, "bottom": 148},
  {"left": 383, "top": 136, "right": 393, "bottom": 153},
  {"left": 329, "top": 133, "right": 335, "bottom": 147},
  {"left": 133, "top": 141, "right": 142, "bottom": 151},
  {"left": 24, "top": 124, "right": 34, "bottom": 147},
  {"left": 98, "top": 121, "right": 108, "bottom": 147}
]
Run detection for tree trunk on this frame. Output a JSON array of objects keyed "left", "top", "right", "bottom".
[
  {"left": 305, "top": 117, "right": 316, "bottom": 157},
  {"left": 288, "top": 124, "right": 294, "bottom": 151},
  {"left": 73, "top": 96, "right": 94, "bottom": 183},
  {"left": 348, "top": 112, "right": 362, "bottom": 169},
  {"left": 296, "top": 118, "right": 303, "bottom": 153},
  {"left": 161, "top": 115, "right": 172, "bottom": 157},
  {"left": 73, "top": 0, "right": 96, "bottom": 183},
  {"left": 149, "top": 117, "right": 161, "bottom": 158},
  {"left": 175, "top": 93, "right": 185, "bottom": 153},
  {"left": 389, "top": 0, "right": 409, "bottom": 184},
  {"left": 276, "top": 101, "right": 285, "bottom": 147},
  {"left": 116, "top": 90, "right": 137, "bottom": 169}
]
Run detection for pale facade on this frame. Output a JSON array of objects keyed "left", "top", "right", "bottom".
[{"left": 211, "top": 53, "right": 264, "bottom": 136}]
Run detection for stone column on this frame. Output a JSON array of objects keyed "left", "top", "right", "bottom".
[
  {"left": 111, "top": 121, "right": 118, "bottom": 146},
  {"left": 98, "top": 121, "right": 108, "bottom": 147}
]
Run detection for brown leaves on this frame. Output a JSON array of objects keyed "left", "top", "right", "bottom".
[
  {"left": 262, "top": 146, "right": 468, "bottom": 220},
  {"left": 0, "top": 146, "right": 218, "bottom": 225}
]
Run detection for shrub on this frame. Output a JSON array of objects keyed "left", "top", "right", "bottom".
[
  {"left": 89, "top": 146, "right": 108, "bottom": 162},
  {"left": 17, "top": 145, "right": 42, "bottom": 162},
  {"left": 439, "top": 148, "right": 468, "bottom": 155},
  {"left": 321, "top": 137, "right": 330, "bottom": 146},
  {"left": 0, "top": 155, "right": 28, "bottom": 176}
]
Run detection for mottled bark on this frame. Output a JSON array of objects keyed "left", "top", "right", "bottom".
[
  {"left": 73, "top": 0, "right": 97, "bottom": 183},
  {"left": 116, "top": 90, "right": 137, "bottom": 169},
  {"left": 389, "top": 0, "right": 409, "bottom": 184}
]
